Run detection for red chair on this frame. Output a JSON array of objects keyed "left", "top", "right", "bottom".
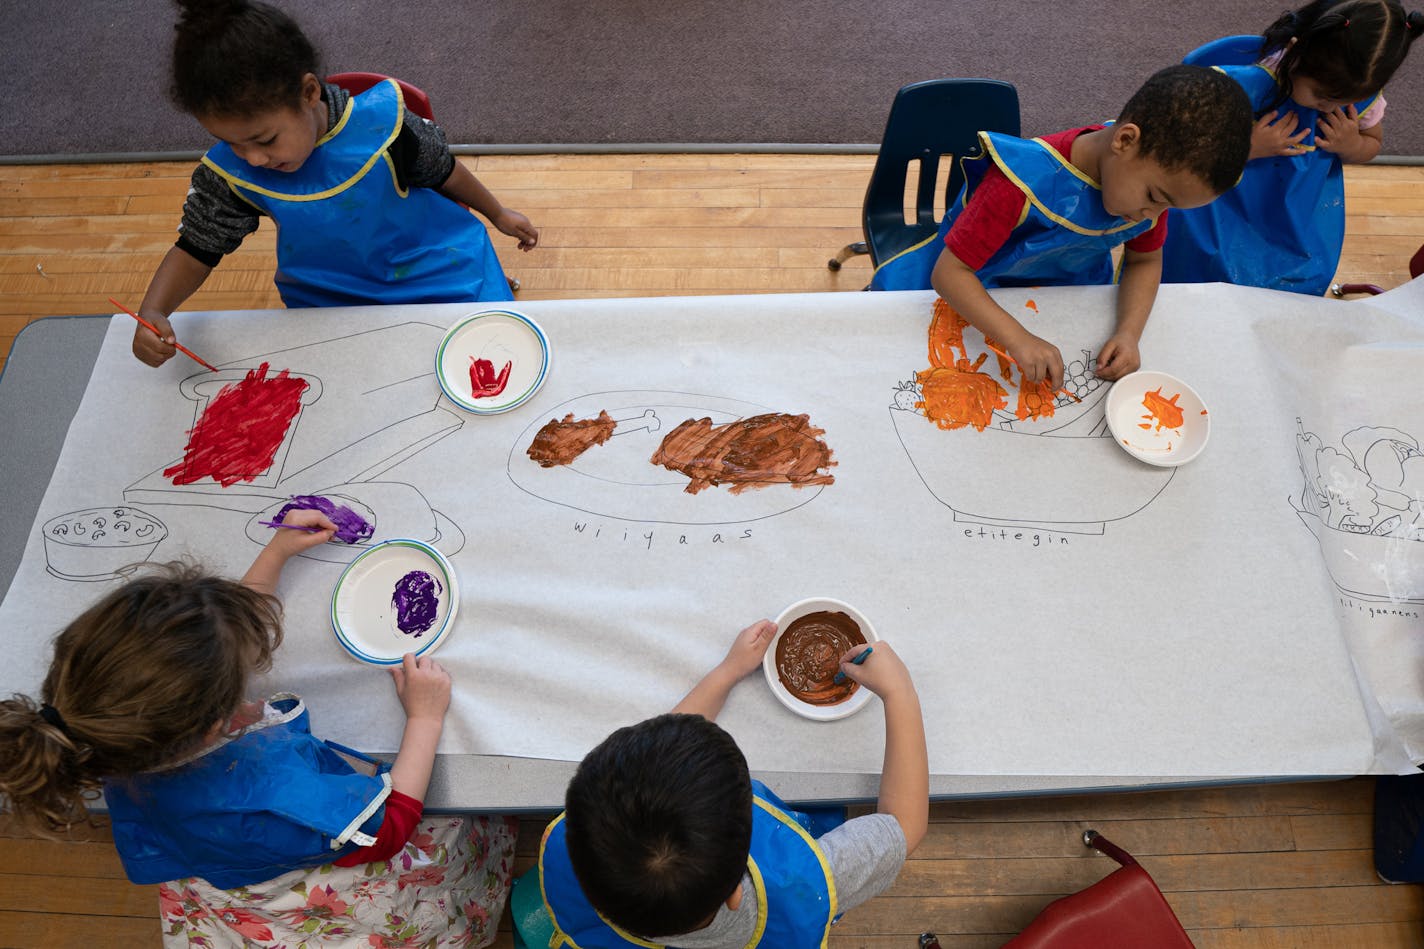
[
  {"left": 999, "top": 830, "right": 1193, "bottom": 948},
  {"left": 326, "top": 71, "right": 434, "bottom": 121},
  {"left": 1331, "top": 242, "right": 1424, "bottom": 297},
  {"left": 325, "top": 72, "right": 520, "bottom": 293}
]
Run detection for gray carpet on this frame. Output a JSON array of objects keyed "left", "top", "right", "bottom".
[{"left": 4, "top": 1, "right": 1422, "bottom": 156}]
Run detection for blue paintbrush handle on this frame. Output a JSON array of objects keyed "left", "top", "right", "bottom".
[{"left": 833, "top": 645, "right": 874, "bottom": 684}]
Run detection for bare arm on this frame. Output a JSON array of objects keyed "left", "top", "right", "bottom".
[
  {"left": 132, "top": 246, "right": 214, "bottom": 366},
  {"left": 438, "top": 160, "right": 539, "bottom": 250},
  {"left": 931, "top": 249, "right": 1065, "bottom": 388},
  {"left": 1096, "top": 247, "right": 1161, "bottom": 380},
  {"left": 837, "top": 642, "right": 928, "bottom": 854},
  {"left": 386, "top": 654, "right": 449, "bottom": 801},
  {"left": 671, "top": 620, "right": 776, "bottom": 721},
  {"left": 239, "top": 508, "right": 337, "bottom": 597}
]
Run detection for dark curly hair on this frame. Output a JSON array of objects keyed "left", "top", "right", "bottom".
[
  {"left": 563, "top": 713, "right": 753, "bottom": 938},
  {"left": 1118, "top": 65, "right": 1254, "bottom": 195},
  {"left": 1262, "top": 0, "right": 1423, "bottom": 110},
  {"left": 170, "top": 0, "right": 320, "bottom": 118}
]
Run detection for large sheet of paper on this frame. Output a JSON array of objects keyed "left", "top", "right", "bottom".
[{"left": 3, "top": 283, "right": 1418, "bottom": 778}]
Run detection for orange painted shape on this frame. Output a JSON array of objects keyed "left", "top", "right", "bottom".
[
  {"left": 1024, "top": 299, "right": 1039, "bottom": 313},
  {"left": 1140, "top": 387, "right": 1185, "bottom": 432},
  {"left": 928, "top": 298, "right": 971, "bottom": 371},
  {"left": 917, "top": 363, "right": 1008, "bottom": 431},
  {"left": 1014, "top": 376, "right": 1058, "bottom": 422}
]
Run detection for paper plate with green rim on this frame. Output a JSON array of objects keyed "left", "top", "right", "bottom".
[
  {"left": 330, "top": 538, "right": 459, "bottom": 665},
  {"left": 436, "top": 309, "right": 551, "bottom": 414}
]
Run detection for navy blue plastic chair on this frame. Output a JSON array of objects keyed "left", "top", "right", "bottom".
[{"left": 828, "top": 78, "right": 1020, "bottom": 276}]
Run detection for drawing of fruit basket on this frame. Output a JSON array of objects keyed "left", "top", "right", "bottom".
[
  {"left": 1292, "top": 421, "right": 1424, "bottom": 603},
  {"left": 888, "top": 300, "right": 1173, "bottom": 534}
]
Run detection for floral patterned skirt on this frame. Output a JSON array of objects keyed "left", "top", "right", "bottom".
[{"left": 158, "top": 814, "right": 518, "bottom": 948}]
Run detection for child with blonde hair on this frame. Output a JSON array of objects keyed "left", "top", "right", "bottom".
[{"left": 0, "top": 509, "right": 515, "bottom": 947}]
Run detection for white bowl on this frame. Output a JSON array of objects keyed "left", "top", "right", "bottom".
[
  {"left": 763, "top": 597, "right": 880, "bottom": 721},
  {"left": 330, "top": 538, "right": 459, "bottom": 665},
  {"left": 1105, "top": 370, "right": 1210, "bottom": 467}
]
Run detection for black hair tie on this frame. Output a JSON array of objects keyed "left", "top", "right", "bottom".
[{"left": 38, "top": 703, "right": 68, "bottom": 733}]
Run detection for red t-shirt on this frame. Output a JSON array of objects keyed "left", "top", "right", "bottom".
[
  {"left": 945, "top": 125, "right": 1168, "bottom": 271},
  {"left": 332, "top": 790, "right": 424, "bottom": 866}
]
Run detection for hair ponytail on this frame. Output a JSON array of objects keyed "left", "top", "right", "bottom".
[
  {"left": 0, "top": 563, "right": 282, "bottom": 835},
  {"left": 0, "top": 696, "right": 98, "bottom": 835},
  {"left": 1262, "top": 0, "right": 1421, "bottom": 107}
]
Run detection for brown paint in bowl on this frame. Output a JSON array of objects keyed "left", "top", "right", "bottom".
[{"left": 775, "top": 610, "right": 866, "bottom": 706}]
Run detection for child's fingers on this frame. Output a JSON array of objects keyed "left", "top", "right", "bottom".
[{"left": 389, "top": 664, "right": 405, "bottom": 692}]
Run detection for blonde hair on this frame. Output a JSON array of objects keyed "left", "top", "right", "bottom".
[{"left": 0, "top": 562, "right": 282, "bottom": 835}]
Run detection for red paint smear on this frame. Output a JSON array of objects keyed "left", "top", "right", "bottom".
[
  {"left": 164, "top": 363, "right": 308, "bottom": 487},
  {"left": 469, "top": 357, "right": 512, "bottom": 399}
]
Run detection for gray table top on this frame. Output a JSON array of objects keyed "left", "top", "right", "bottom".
[{"left": 0, "top": 315, "right": 1287, "bottom": 811}]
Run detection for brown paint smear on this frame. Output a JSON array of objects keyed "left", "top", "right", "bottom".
[
  {"left": 651, "top": 413, "right": 836, "bottom": 495},
  {"left": 526, "top": 410, "right": 616, "bottom": 467},
  {"left": 775, "top": 610, "right": 867, "bottom": 706}
]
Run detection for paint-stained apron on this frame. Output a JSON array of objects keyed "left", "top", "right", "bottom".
[
  {"left": 1161, "top": 45, "right": 1377, "bottom": 296},
  {"left": 870, "top": 130, "right": 1152, "bottom": 291},
  {"left": 202, "top": 78, "right": 513, "bottom": 309}
]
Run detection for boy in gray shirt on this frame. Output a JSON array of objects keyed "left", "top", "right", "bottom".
[{"left": 533, "top": 619, "right": 928, "bottom": 948}]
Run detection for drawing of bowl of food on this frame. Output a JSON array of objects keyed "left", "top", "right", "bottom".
[
  {"left": 888, "top": 299, "right": 1174, "bottom": 534},
  {"left": 763, "top": 597, "right": 880, "bottom": 722},
  {"left": 41, "top": 506, "right": 168, "bottom": 581},
  {"left": 1292, "top": 421, "right": 1424, "bottom": 603},
  {"left": 1105, "top": 370, "right": 1210, "bottom": 467}
]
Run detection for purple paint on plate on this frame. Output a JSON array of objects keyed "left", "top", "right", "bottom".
[
  {"left": 273, "top": 494, "right": 374, "bottom": 545},
  {"left": 392, "top": 570, "right": 443, "bottom": 637}
]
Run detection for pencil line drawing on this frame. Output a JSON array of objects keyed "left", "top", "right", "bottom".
[
  {"left": 508, "top": 389, "right": 834, "bottom": 525},
  {"left": 890, "top": 298, "right": 1173, "bottom": 535},
  {"left": 1293, "top": 419, "right": 1424, "bottom": 603}
]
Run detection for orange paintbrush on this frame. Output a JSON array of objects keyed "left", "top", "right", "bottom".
[{"left": 108, "top": 297, "right": 219, "bottom": 372}]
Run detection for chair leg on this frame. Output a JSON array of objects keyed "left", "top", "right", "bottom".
[
  {"left": 508, "top": 277, "right": 521, "bottom": 293},
  {"left": 828, "top": 241, "right": 869, "bottom": 271},
  {"left": 1083, "top": 829, "right": 1139, "bottom": 869},
  {"left": 919, "top": 934, "right": 943, "bottom": 949},
  {"left": 1330, "top": 282, "right": 1384, "bottom": 297}
]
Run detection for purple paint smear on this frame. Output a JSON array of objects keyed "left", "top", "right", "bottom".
[
  {"left": 273, "top": 495, "right": 374, "bottom": 545},
  {"left": 392, "top": 570, "right": 443, "bottom": 637}
]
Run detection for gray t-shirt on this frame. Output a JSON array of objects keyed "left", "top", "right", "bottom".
[{"left": 651, "top": 812, "right": 907, "bottom": 949}]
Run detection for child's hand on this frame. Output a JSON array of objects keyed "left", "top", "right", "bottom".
[
  {"left": 132, "top": 311, "right": 178, "bottom": 367},
  {"left": 1316, "top": 106, "right": 1363, "bottom": 158},
  {"left": 1250, "top": 111, "right": 1310, "bottom": 160},
  {"left": 1007, "top": 331, "right": 1065, "bottom": 389},
  {"left": 494, "top": 209, "right": 539, "bottom": 251},
  {"left": 390, "top": 653, "right": 452, "bottom": 724},
  {"left": 837, "top": 640, "right": 915, "bottom": 700},
  {"left": 1094, "top": 333, "right": 1141, "bottom": 381},
  {"left": 265, "top": 508, "right": 338, "bottom": 558},
  {"left": 718, "top": 619, "right": 776, "bottom": 680}
]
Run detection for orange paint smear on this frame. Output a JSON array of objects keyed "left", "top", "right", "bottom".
[
  {"left": 1024, "top": 299, "right": 1039, "bottom": 313},
  {"left": 1014, "top": 377, "right": 1058, "bottom": 422},
  {"left": 916, "top": 360, "right": 1007, "bottom": 431},
  {"left": 1140, "top": 387, "right": 1185, "bottom": 432},
  {"left": 928, "top": 298, "right": 971, "bottom": 370}
]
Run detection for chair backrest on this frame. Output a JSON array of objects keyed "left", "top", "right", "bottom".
[
  {"left": 1183, "top": 34, "right": 1262, "bottom": 68},
  {"left": 861, "top": 78, "right": 1020, "bottom": 265},
  {"left": 326, "top": 71, "right": 435, "bottom": 121}
]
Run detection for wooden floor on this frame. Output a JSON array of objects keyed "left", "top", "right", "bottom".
[{"left": 1, "top": 155, "right": 1422, "bottom": 947}]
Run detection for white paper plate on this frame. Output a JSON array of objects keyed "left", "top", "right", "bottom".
[
  {"left": 330, "top": 539, "right": 458, "bottom": 665},
  {"left": 763, "top": 597, "right": 880, "bottom": 721},
  {"left": 436, "top": 309, "right": 550, "bottom": 414},
  {"left": 1105, "top": 370, "right": 1210, "bottom": 467}
]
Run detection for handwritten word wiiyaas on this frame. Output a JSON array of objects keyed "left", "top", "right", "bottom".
[{"left": 573, "top": 522, "right": 753, "bottom": 550}]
